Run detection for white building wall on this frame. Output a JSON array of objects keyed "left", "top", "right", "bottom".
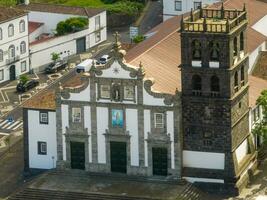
[
  {"left": 143, "top": 88, "right": 169, "bottom": 106},
  {"left": 28, "top": 110, "right": 57, "bottom": 169},
  {"left": 235, "top": 139, "right": 248, "bottom": 164},
  {"left": 126, "top": 108, "right": 139, "bottom": 166},
  {"left": 167, "top": 111, "right": 175, "bottom": 169},
  {"left": 249, "top": 42, "right": 266, "bottom": 73},
  {"left": 67, "top": 84, "right": 91, "bottom": 102},
  {"left": 163, "top": 0, "right": 221, "bottom": 20},
  {"left": 84, "top": 106, "right": 92, "bottom": 163},
  {"left": 97, "top": 107, "right": 108, "bottom": 164},
  {"left": 144, "top": 109, "right": 151, "bottom": 167},
  {"left": 61, "top": 104, "right": 69, "bottom": 161},
  {"left": 0, "top": 14, "right": 29, "bottom": 83},
  {"left": 29, "top": 25, "right": 44, "bottom": 43},
  {"left": 183, "top": 150, "right": 225, "bottom": 170}
]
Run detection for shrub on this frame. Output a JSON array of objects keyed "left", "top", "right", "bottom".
[
  {"left": 56, "top": 17, "right": 88, "bottom": 36},
  {"left": 51, "top": 52, "right": 60, "bottom": 62},
  {"left": 133, "top": 35, "right": 145, "bottom": 43},
  {"left": 19, "top": 75, "right": 29, "bottom": 85}
]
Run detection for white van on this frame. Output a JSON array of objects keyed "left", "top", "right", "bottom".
[{"left": 76, "top": 59, "right": 96, "bottom": 73}]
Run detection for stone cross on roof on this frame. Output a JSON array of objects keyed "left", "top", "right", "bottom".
[
  {"left": 112, "top": 31, "right": 122, "bottom": 54},
  {"left": 113, "top": 31, "right": 120, "bottom": 44}
]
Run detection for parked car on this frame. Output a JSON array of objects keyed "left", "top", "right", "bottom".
[
  {"left": 96, "top": 54, "right": 111, "bottom": 65},
  {"left": 16, "top": 79, "right": 39, "bottom": 92},
  {"left": 45, "top": 60, "right": 67, "bottom": 74}
]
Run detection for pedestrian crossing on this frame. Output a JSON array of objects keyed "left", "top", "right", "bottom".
[{"left": 0, "top": 119, "right": 23, "bottom": 131}]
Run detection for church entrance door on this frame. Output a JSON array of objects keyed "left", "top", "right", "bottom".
[
  {"left": 152, "top": 147, "right": 168, "bottom": 176},
  {"left": 70, "top": 142, "right": 85, "bottom": 170},
  {"left": 110, "top": 142, "right": 127, "bottom": 173}
]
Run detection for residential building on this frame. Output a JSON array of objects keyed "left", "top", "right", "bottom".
[
  {"left": 163, "top": 0, "right": 221, "bottom": 21},
  {"left": 0, "top": 7, "right": 29, "bottom": 83},
  {"left": 18, "top": 2, "right": 107, "bottom": 72}
]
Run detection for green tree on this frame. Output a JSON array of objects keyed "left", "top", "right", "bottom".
[
  {"left": 19, "top": 74, "right": 29, "bottom": 85},
  {"left": 253, "top": 90, "right": 267, "bottom": 144},
  {"left": 133, "top": 35, "right": 145, "bottom": 43},
  {"left": 51, "top": 52, "right": 60, "bottom": 62}
]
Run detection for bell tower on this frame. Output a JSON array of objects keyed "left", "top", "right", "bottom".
[{"left": 180, "top": 5, "right": 256, "bottom": 193}]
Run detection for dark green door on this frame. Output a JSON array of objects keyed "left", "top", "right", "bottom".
[
  {"left": 70, "top": 142, "right": 85, "bottom": 170},
  {"left": 152, "top": 147, "right": 168, "bottom": 176},
  {"left": 9, "top": 65, "right": 16, "bottom": 80},
  {"left": 76, "top": 37, "right": 86, "bottom": 54},
  {"left": 110, "top": 142, "right": 127, "bottom": 173}
]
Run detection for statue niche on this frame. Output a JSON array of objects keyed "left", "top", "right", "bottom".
[{"left": 112, "top": 83, "right": 121, "bottom": 101}]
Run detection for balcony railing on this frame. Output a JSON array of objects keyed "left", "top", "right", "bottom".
[
  {"left": 6, "top": 55, "right": 20, "bottom": 65},
  {"left": 192, "top": 90, "right": 202, "bottom": 96}
]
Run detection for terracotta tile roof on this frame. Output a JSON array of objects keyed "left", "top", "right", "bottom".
[
  {"left": 17, "top": 3, "right": 104, "bottom": 17},
  {"left": 125, "top": 0, "right": 267, "bottom": 105},
  {"left": 249, "top": 75, "right": 267, "bottom": 107},
  {"left": 23, "top": 90, "right": 56, "bottom": 110},
  {"left": 252, "top": 51, "right": 267, "bottom": 79},
  {"left": 23, "top": 74, "right": 85, "bottom": 110},
  {"left": 0, "top": 6, "right": 27, "bottom": 23},
  {"left": 29, "top": 21, "right": 44, "bottom": 34}
]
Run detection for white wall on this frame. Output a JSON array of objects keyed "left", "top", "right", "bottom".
[
  {"left": 235, "top": 139, "right": 248, "bottom": 163},
  {"left": 183, "top": 150, "right": 225, "bottom": 170},
  {"left": 144, "top": 109, "right": 151, "bottom": 167},
  {"left": 28, "top": 110, "right": 57, "bottom": 169},
  {"left": 67, "top": 84, "right": 90, "bottom": 102},
  {"left": 61, "top": 104, "right": 69, "bottom": 161},
  {"left": 0, "top": 14, "right": 29, "bottom": 83},
  {"left": 163, "top": 0, "right": 220, "bottom": 20},
  {"left": 29, "top": 24, "right": 44, "bottom": 43},
  {"left": 143, "top": 87, "right": 169, "bottom": 106},
  {"left": 249, "top": 42, "right": 266, "bottom": 73},
  {"left": 183, "top": 177, "right": 224, "bottom": 184},
  {"left": 29, "top": 11, "right": 80, "bottom": 33},
  {"left": 97, "top": 107, "right": 108, "bottom": 164},
  {"left": 126, "top": 108, "right": 139, "bottom": 166},
  {"left": 167, "top": 111, "right": 175, "bottom": 169},
  {"left": 84, "top": 106, "right": 92, "bottom": 163}
]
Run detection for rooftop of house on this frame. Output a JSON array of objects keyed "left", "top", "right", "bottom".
[
  {"left": 0, "top": 6, "right": 27, "bottom": 24},
  {"left": 17, "top": 3, "right": 105, "bottom": 18},
  {"left": 29, "top": 21, "right": 44, "bottom": 34}
]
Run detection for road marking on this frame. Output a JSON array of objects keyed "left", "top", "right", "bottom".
[
  {"left": 12, "top": 122, "right": 23, "bottom": 131},
  {"left": 8, "top": 121, "right": 20, "bottom": 129},
  {"left": 0, "top": 120, "right": 8, "bottom": 126}
]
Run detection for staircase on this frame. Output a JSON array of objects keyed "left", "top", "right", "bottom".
[
  {"left": 8, "top": 188, "right": 158, "bottom": 200},
  {"left": 176, "top": 183, "right": 207, "bottom": 200}
]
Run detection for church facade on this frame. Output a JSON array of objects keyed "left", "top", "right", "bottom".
[{"left": 23, "top": 5, "right": 260, "bottom": 194}]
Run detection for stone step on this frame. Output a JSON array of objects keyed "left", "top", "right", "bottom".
[
  {"left": 9, "top": 188, "right": 158, "bottom": 200},
  {"left": 48, "top": 169, "right": 186, "bottom": 185},
  {"left": 176, "top": 183, "right": 206, "bottom": 200}
]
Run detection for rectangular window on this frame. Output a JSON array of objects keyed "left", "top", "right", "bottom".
[
  {"left": 21, "top": 61, "right": 26, "bottom": 72},
  {"left": 0, "top": 69, "right": 3, "bottom": 81},
  {"left": 95, "top": 31, "right": 101, "bottom": 43},
  {"left": 194, "top": 2, "right": 201, "bottom": 10},
  {"left": 72, "top": 107, "right": 81, "bottom": 123},
  {"left": 40, "top": 112, "right": 48, "bottom": 124},
  {"left": 124, "top": 85, "right": 135, "bottom": 100},
  {"left": 38, "top": 141, "right": 47, "bottom": 155},
  {"left": 95, "top": 15, "right": 100, "bottom": 30},
  {"left": 175, "top": 1, "right": 182, "bottom": 11},
  {"left": 100, "top": 84, "right": 110, "bottom": 98},
  {"left": 154, "top": 113, "right": 164, "bottom": 128}
]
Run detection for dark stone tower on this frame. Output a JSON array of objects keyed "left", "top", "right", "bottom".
[{"left": 180, "top": 5, "right": 256, "bottom": 193}]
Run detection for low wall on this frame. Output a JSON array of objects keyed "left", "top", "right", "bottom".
[{"left": 107, "top": 13, "right": 136, "bottom": 28}]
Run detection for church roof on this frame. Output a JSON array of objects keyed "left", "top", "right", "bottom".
[{"left": 125, "top": 0, "right": 267, "bottom": 107}]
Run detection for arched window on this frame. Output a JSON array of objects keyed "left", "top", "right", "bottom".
[
  {"left": 20, "top": 41, "right": 26, "bottom": 54},
  {"left": 192, "top": 40, "right": 201, "bottom": 60},
  {"left": 0, "top": 28, "right": 2, "bottom": 40},
  {"left": 0, "top": 50, "right": 3, "bottom": 62},
  {"left": 240, "top": 32, "right": 244, "bottom": 51},
  {"left": 8, "top": 24, "right": 14, "bottom": 37},
  {"left": 19, "top": 20, "right": 25, "bottom": 33},
  {"left": 234, "top": 37, "right": 238, "bottom": 57},
  {"left": 192, "top": 75, "right": 202, "bottom": 91},
  {"left": 9, "top": 45, "right": 15, "bottom": 58},
  {"left": 209, "top": 41, "right": 220, "bottom": 61},
  {"left": 210, "top": 75, "right": 220, "bottom": 92}
]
